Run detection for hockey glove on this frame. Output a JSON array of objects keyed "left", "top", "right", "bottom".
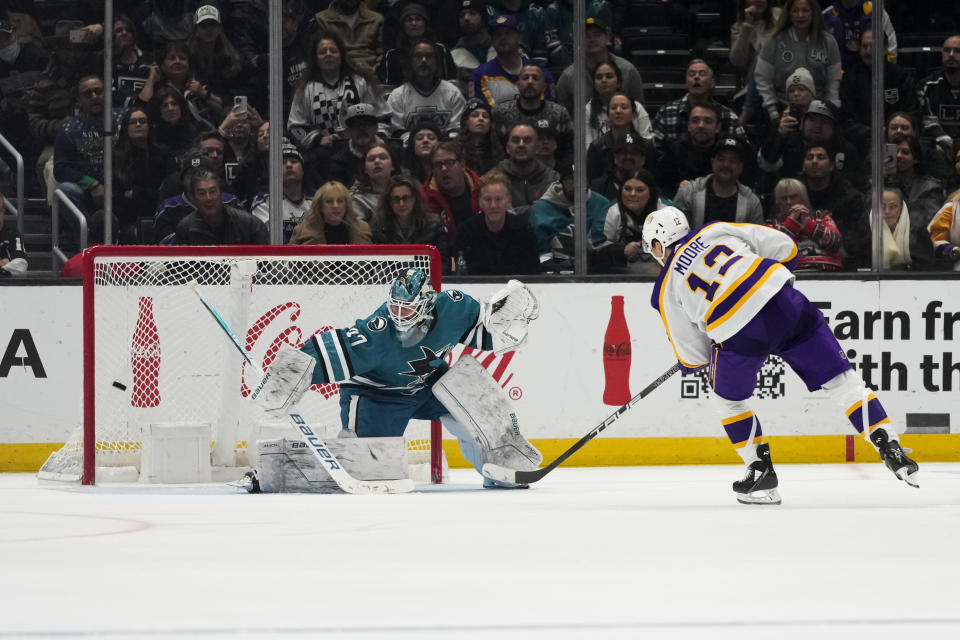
[
  {"left": 481, "top": 280, "right": 540, "bottom": 354},
  {"left": 250, "top": 345, "right": 316, "bottom": 415}
]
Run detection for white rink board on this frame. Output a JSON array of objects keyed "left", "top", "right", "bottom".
[{"left": 0, "top": 280, "right": 958, "bottom": 446}]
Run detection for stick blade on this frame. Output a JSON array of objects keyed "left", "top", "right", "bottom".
[{"left": 340, "top": 478, "right": 416, "bottom": 495}]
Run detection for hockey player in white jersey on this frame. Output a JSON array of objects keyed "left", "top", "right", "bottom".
[{"left": 642, "top": 207, "right": 919, "bottom": 504}]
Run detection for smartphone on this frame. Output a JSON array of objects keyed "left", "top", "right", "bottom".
[
  {"left": 69, "top": 29, "right": 86, "bottom": 43},
  {"left": 233, "top": 95, "right": 248, "bottom": 116},
  {"left": 884, "top": 143, "right": 898, "bottom": 167},
  {"left": 788, "top": 104, "right": 801, "bottom": 120}
]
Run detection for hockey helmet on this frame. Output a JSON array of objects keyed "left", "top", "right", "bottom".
[
  {"left": 388, "top": 267, "right": 436, "bottom": 331},
  {"left": 641, "top": 206, "right": 690, "bottom": 264}
]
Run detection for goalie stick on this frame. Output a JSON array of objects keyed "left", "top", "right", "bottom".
[
  {"left": 482, "top": 362, "right": 681, "bottom": 485},
  {"left": 188, "top": 281, "right": 415, "bottom": 495}
]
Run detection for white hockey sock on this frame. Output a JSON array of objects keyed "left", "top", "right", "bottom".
[
  {"left": 714, "top": 396, "right": 762, "bottom": 466},
  {"left": 821, "top": 370, "right": 897, "bottom": 444}
]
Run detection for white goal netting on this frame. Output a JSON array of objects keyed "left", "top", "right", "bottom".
[{"left": 38, "top": 245, "right": 445, "bottom": 485}]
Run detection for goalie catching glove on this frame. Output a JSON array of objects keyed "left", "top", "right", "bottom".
[
  {"left": 481, "top": 280, "right": 539, "bottom": 354},
  {"left": 250, "top": 344, "right": 316, "bottom": 415}
]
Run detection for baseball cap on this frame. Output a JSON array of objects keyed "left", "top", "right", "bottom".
[
  {"left": 804, "top": 99, "right": 836, "bottom": 122},
  {"left": 0, "top": 15, "right": 13, "bottom": 35},
  {"left": 613, "top": 132, "right": 650, "bottom": 155},
  {"left": 344, "top": 103, "right": 378, "bottom": 125},
  {"left": 401, "top": 3, "right": 429, "bottom": 22},
  {"left": 460, "top": 0, "right": 487, "bottom": 14},
  {"left": 195, "top": 5, "right": 221, "bottom": 24},
  {"left": 711, "top": 137, "right": 751, "bottom": 162},
  {"left": 585, "top": 16, "right": 608, "bottom": 31},
  {"left": 785, "top": 67, "right": 815, "bottom": 94},
  {"left": 488, "top": 13, "right": 520, "bottom": 32},
  {"left": 179, "top": 147, "right": 218, "bottom": 178},
  {"left": 533, "top": 118, "right": 558, "bottom": 139}
]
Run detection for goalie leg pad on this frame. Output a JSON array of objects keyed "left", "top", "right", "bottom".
[
  {"left": 256, "top": 437, "right": 409, "bottom": 493},
  {"left": 433, "top": 356, "right": 542, "bottom": 478}
]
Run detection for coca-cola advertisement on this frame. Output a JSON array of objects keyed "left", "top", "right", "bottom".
[
  {"left": 603, "top": 295, "right": 632, "bottom": 405},
  {"left": 130, "top": 296, "right": 161, "bottom": 407}
]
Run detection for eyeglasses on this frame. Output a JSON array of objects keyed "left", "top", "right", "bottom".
[
  {"left": 432, "top": 159, "right": 459, "bottom": 170},
  {"left": 391, "top": 194, "right": 414, "bottom": 203},
  {"left": 128, "top": 117, "right": 148, "bottom": 125}
]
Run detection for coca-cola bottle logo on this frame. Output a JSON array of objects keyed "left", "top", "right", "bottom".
[{"left": 604, "top": 342, "right": 631, "bottom": 358}]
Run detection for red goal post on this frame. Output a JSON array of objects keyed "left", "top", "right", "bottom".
[{"left": 39, "top": 244, "right": 444, "bottom": 486}]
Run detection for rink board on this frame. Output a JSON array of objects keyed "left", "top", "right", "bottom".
[{"left": 1, "top": 279, "right": 959, "bottom": 470}]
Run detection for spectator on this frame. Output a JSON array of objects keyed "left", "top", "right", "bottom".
[
  {"left": 140, "top": 1, "right": 194, "bottom": 53},
  {"left": 529, "top": 163, "right": 610, "bottom": 269},
  {"left": 386, "top": 39, "right": 465, "bottom": 138},
  {"left": 53, "top": 76, "right": 117, "bottom": 229},
  {"left": 109, "top": 107, "right": 168, "bottom": 243},
  {"left": 402, "top": 121, "right": 442, "bottom": 183},
  {"left": 538, "top": 1, "right": 613, "bottom": 71},
  {"left": 885, "top": 136, "right": 945, "bottom": 231},
  {"left": 148, "top": 86, "right": 207, "bottom": 166},
  {"left": 188, "top": 5, "right": 245, "bottom": 104},
  {"left": 232, "top": 121, "right": 271, "bottom": 210},
  {"left": 454, "top": 97, "right": 503, "bottom": 175},
  {"left": 873, "top": 187, "right": 934, "bottom": 270},
  {"left": 451, "top": 0, "right": 492, "bottom": 85},
  {"left": 928, "top": 188, "right": 960, "bottom": 269},
  {"left": 422, "top": 141, "right": 481, "bottom": 243},
  {"left": 281, "top": 1, "right": 321, "bottom": 116},
  {"left": 156, "top": 129, "right": 226, "bottom": 203},
  {"left": 469, "top": 13, "right": 553, "bottom": 109},
  {"left": 798, "top": 143, "right": 870, "bottom": 269},
  {"left": 138, "top": 40, "right": 224, "bottom": 126},
  {"left": 886, "top": 111, "right": 952, "bottom": 182},
  {"left": 554, "top": 16, "right": 644, "bottom": 116},
  {"left": 533, "top": 120, "right": 562, "bottom": 170},
  {"left": 315, "top": 0, "right": 384, "bottom": 75},
  {"left": 326, "top": 102, "right": 389, "bottom": 189},
  {"left": 371, "top": 174, "right": 450, "bottom": 271},
  {"left": 601, "top": 169, "right": 667, "bottom": 275},
  {"left": 587, "top": 93, "right": 653, "bottom": 182},
  {"left": 350, "top": 141, "right": 398, "bottom": 222},
  {"left": 584, "top": 63, "right": 652, "bottom": 146},
  {"left": 768, "top": 177, "right": 843, "bottom": 271},
  {"left": 590, "top": 132, "right": 657, "bottom": 202},
  {"left": 290, "top": 179, "right": 372, "bottom": 245},
  {"left": 217, "top": 102, "right": 263, "bottom": 183},
  {"left": 453, "top": 169, "right": 540, "bottom": 275},
  {"left": 821, "top": 0, "right": 898, "bottom": 72},
  {"left": 485, "top": 0, "right": 542, "bottom": 49},
  {"left": 730, "top": 0, "right": 782, "bottom": 123},
  {"left": 104, "top": 15, "right": 151, "bottom": 110},
  {"left": 0, "top": 10, "right": 49, "bottom": 190},
  {"left": 250, "top": 141, "right": 314, "bottom": 244},
  {"left": 153, "top": 149, "right": 241, "bottom": 244},
  {"left": 495, "top": 123, "right": 559, "bottom": 217},
  {"left": 919, "top": 35, "right": 960, "bottom": 158},
  {"left": 673, "top": 137, "right": 765, "bottom": 228},
  {"left": 840, "top": 30, "right": 918, "bottom": 151},
  {"left": 492, "top": 63, "right": 573, "bottom": 158},
  {"left": 0, "top": 192, "right": 28, "bottom": 277},
  {"left": 287, "top": 33, "right": 385, "bottom": 157},
  {"left": 754, "top": 0, "right": 842, "bottom": 123},
  {"left": 174, "top": 168, "right": 268, "bottom": 245},
  {"left": 759, "top": 98, "right": 865, "bottom": 193},
  {"left": 659, "top": 103, "right": 732, "bottom": 198},
  {"left": 23, "top": 20, "right": 101, "bottom": 202},
  {"left": 651, "top": 59, "right": 747, "bottom": 147},
  {"left": 377, "top": 3, "right": 457, "bottom": 87}
]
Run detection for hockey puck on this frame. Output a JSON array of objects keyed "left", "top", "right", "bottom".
[{"left": 112, "top": 381, "right": 128, "bottom": 391}]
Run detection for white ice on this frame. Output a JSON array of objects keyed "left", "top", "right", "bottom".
[{"left": 2, "top": 463, "right": 959, "bottom": 640}]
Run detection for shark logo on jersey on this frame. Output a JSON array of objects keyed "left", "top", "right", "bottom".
[
  {"left": 367, "top": 317, "right": 387, "bottom": 332},
  {"left": 445, "top": 290, "right": 464, "bottom": 302},
  {"left": 401, "top": 345, "right": 449, "bottom": 384}
]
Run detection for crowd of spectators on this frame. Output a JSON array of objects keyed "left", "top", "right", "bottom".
[{"left": 1, "top": 0, "right": 960, "bottom": 276}]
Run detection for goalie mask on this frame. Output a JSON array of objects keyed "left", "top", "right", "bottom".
[
  {"left": 388, "top": 268, "right": 436, "bottom": 332},
  {"left": 642, "top": 206, "right": 690, "bottom": 266}
]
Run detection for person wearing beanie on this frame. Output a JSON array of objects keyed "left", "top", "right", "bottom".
[{"left": 377, "top": 3, "right": 457, "bottom": 87}]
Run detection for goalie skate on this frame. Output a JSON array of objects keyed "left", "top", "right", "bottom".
[
  {"left": 732, "top": 444, "right": 781, "bottom": 505},
  {"left": 870, "top": 428, "right": 919, "bottom": 488}
]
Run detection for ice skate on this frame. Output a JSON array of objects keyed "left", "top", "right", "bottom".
[
  {"left": 732, "top": 443, "right": 781, "bottom": 505},
  {"left": 870, "top": 428, "right": 919, "bottom": 488},
  {"left": 228, "top": 470, "right": 261, "bottom": 493}
]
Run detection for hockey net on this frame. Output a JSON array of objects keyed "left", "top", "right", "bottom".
[{"left": 38, "top": 244, "right": 446, "bottom": 485}]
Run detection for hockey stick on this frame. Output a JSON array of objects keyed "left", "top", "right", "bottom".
[
  {"left": 188, "top": 281, "right": 414, "bottom": 494},
  {"left": 482, "top": 362, "right": 681, "bottom": 485}
]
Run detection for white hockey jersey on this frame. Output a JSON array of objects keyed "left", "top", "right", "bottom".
[{"left": 651, "top": 222, "right": 799, "bottom": 370}]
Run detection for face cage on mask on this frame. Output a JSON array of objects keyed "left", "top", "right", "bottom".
[{"left": 388, "top": 296, "right": 434, "bottom": 331}]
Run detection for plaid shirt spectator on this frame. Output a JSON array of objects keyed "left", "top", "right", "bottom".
[{"left": 651, "top": 95, "right": 746, "bottom": 147}]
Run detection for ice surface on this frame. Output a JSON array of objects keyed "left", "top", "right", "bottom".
[{"left": 2, "top": 463, "right": 959, "bottom": 639}]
